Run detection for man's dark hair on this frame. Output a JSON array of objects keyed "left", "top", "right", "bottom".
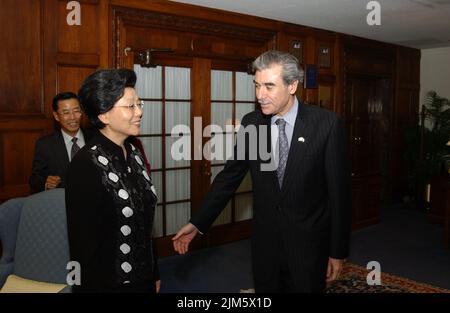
[
  {"left": 52, "top": 92, "right": 79, "bottom": 112},
  {"left": 78, "top": 69, "right": 137, "bottom": 129}
]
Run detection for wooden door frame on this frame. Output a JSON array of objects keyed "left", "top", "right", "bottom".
[{"left": 111, "top": 5, "right": 275, "bottom": 256}]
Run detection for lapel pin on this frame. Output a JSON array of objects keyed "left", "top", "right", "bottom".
[{"left": 298, "top": 137, "right": 305, "bottom": 142}]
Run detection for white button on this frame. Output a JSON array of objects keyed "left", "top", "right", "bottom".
[
  {"left": 120, "top": 225, "right": 131, "bottom": 236},
  {"left": 122, "top": 206, "right": 133, "bottom": 218},
  {"left": 142, "top": 170, "right": 150, "bottom": 181},
  {"left": 121, "top": 262, "right": 132, "bottom": 273},
  {"left": 91, "top": 145, "right": 97, "bottom": 150},
  {"left": 118, "top": 189, "right": 129, "bottom": 200},
  {"left": 98, "top": 155, "right": 108, "bottom": 165},
  {"left": 134, "top": 155, "right": 143, "bottom": 166},
  {"left": 120, "top": 243, "right": 131, "bottom": 254},
  {"left": 151, "top": 185, "right": 157, "bottom": 197},
  {"left": 108, "top": 172, "right": 119, "bottom": 183}
]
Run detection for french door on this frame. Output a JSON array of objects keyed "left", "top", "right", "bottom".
[{"left": 129, "top": 55, "right": 256, "bottom": 256}]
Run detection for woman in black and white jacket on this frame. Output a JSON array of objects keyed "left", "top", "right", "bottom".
[{"left": 66, "top": 68, "right": 159, "bottom": 293}]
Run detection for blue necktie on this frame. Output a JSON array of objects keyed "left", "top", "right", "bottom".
[{"left": 276, "top": 119, "right": 289, "bottom": 188}]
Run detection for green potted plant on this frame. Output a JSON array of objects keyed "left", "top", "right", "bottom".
[{"left": 404, "top": 91, "right": 450, "bottom": 207}]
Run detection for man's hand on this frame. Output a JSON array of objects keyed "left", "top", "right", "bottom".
[
  {"left": 155, "top": 280, "right": 161, "bottom": 293},
  {"left": 326, "top": 257, "right": 345, "bottom": 282},
  {"left": 45, "top": 176, "right": 61, "bottom": 190},
  {"left": 172, "top": 223, "right": 199, "bottom": 254}
]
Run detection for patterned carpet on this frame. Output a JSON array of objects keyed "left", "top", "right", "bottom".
[
  {"left": 325, "top": 263, "right": 450, "bottom": 293},
  {"left": 240, "top": 263, "right": 450, "bottom": 293}
]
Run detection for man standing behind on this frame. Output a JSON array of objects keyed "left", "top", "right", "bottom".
[
  {"left": 173, "top": 50, "right": 351, "bottom": 292},
  {"left": 29, "top": 92, "right": 94, "bottom": 193}
]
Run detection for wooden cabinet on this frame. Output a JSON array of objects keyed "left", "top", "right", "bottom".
[{"left": 343, "top": 38, "right": 394, "bottom": 229}]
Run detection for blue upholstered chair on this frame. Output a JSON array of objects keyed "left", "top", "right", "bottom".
[
  {"left": 0, "top": 189, "right": 71, "bottom": 292},
  {"left": 0, "top": 197, "right": 24, "bottom": 287}
]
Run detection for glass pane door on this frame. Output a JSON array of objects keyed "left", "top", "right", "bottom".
[
  {"left": 210, "top": 70, "right": 255, "bottom": 226},
  {"left": 134, "top": 65, "right": 192, "bottom": 237}
]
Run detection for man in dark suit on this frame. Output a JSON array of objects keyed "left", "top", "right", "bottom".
[
  {"left": 29, "top": 92, "right": 94, "bottom": 194},
  {"left": 173, "top": 50, "right": 351, "bottom": 292}
]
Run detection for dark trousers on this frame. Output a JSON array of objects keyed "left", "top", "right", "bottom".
[{"left": 254, "top": 239, "right": 326, "bottom": 293}]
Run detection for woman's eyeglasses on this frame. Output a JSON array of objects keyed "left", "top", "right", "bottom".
[{"left": 114, "top": 100, "right": 144, "bottom": 111}]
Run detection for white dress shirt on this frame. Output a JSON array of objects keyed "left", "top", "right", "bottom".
[
  {"left": 61, "top": 129, "right": 86, "bottom": 161},
  {"left": 270, "top": 97, "right": 299, "bottom": 154}
]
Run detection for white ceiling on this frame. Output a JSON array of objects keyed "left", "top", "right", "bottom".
[{"left": 171, "top": 0, "right": 450, "bottom": 49}]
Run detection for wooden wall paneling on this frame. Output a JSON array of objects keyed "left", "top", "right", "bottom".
[
  {"left": 99, "top": 0, "right": 110, "bottom": 68},
  {"left": 57, "top": 0, "right": 99, "bottom": 54},
  {"left": 0, "top": 0, "right": 43, "bottom": 116},
  {"left": 0, "top": 119, "right": 53, "bottom": 202},
  {"left": 56, "top": 65, "right": 97, "bottom": 95},
  {"left": 112, "top": 6, "right": 278, "bottom": 68},
  {"left": 334, "top": 34, "right": 344, "bottom": 116},
  {"left": 315, "top": 30, "right": 336, "bottom": 75},
  {"left": 56, "top": 0, "right": 100, "bottom": 92},
  {"left": 0, "top": 0, "right": 52, "bottom": 203},
  {"left": 276, "top": 31, "right": 307, "bottom": 103},
  {"left": 55, "top": 0, "right": 101, "bottom": 130},
  {"left": 304, "top": 35, "right": 318, "bottom": 105},
  {"left": 391, "top": 47, "right": 421, "bottom": 202},
  {"left": 111, "top": 0, "right": 280, "bottom": 32},
  {"left": 343, "top": 36, "right": 397, "bottom": 227},
  {"left": 43, "top": 0, "right": 59, "bottom": 119}
]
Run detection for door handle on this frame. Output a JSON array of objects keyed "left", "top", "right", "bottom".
[{"left": 353, "top": 137, "right": 362, "bottom": 145}]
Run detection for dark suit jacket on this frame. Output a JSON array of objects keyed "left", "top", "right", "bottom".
[
  {"left": 29, "top": 128, "right": 95, "bottom": 194},
  {"left": 190, "top": 102, "right": 351, "bottom": 292}
]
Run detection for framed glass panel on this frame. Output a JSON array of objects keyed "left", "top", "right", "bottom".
[
  {"left": 211, "top": 102, "right": 233, "bottom": 129},
  {"left": 134, "top": 65, "right": 162, "bottom": 99},
  {"left": 166, "top": 169, "right": 190, "bottom": 202},
  {"left": 153, "top": 205, "right": 163, "bottom": 237},
  {"left": 165, "top": 67, "right": 190, "bottom": 99},
  {"left": 212, "top": 201, "right": 232, "bottom": 226},
  {"left": 211, "top": 70, "right": 232, "bottom": 101},
  {"left": 139, "top": 137, "right": 162, "bottom": 170},
  {"left": 235, "top": 72, "right": 255, "bottom": 101},
  {"left": 208, "top": 133, "right": 234, "bottom": 165},
  {"left": 165, "top": 101, "right": 191, "bottom": 132},
  {"left": 211, "top": 165, "right": 224, "bottom": 181},
  {"left": 166, "top": 135, "right": 191, "bottom": 168},
  {"left": 236, "top": 102, "right": 255, "bottom": 124},
  {"left": 237, "top": 172, "right": 252, "bottom": 193},
  {"left": 149, "top": 171, "right": 162, "bottom": 204},
  {"left": 165, "top": 202, "right": 191, "bottom": 235},
  {"left": 235, "top": 194, "right": 253, "bottom": 221},
  {"left": 141, "top": 101, "right": 162, "bottom": 135}
]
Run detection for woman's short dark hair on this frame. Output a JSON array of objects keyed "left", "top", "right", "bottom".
[
  {"left": 78, "top": 69, "right": 137, "bottom": 129},
  {"left": 52, "top": 92, "right": 78, "bottom": 112}
]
